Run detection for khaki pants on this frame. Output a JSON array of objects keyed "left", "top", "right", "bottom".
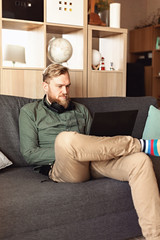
[{"left": 49, "top": 131, "right": 160, "bottom": 240}]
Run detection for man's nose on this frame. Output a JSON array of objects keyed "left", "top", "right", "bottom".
[{"left": 62, "top": 86, "right": 67, "bottom": 94}]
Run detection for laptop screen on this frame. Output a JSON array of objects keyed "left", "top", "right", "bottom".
[{"left": 89, "top": 110, "right": 138, "bottom": 137}]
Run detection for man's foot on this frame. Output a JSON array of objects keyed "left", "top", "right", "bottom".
[{"left": 140, "top": 139, "right": 160, "bottom": 156}]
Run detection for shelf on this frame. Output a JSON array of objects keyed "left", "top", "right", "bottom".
[
  {"left": 91, "top": 70, "right": 123, "bottom": 73},
  {"left": 2, "top": 26, "right": 45, "bottom": 68},
  {"left": 46, "top": 23, "right": 83, "bottom": 35},
  {"left": 2, "top": 18, "right": 43, "bottom": 31},
  {"left": 69, "top": 69, "right": 83, "bottom": 72},
  {"left": 0, "top": 0, "right": 127, "bottom": 98},
  {"left": 154, "top": 24, "right": 160, "bottom": 28},
  {"left": 130, "top": 25, "right": 160, "bottom": 100},
  {"left": 88, "top": 23, "right": 127, "bottom": 97},
  {"left": 88, "top": 25, "right": 127, "bottom": 38},
  {"left": 2, "top": 66, "right": 44, "bottom": 71}
]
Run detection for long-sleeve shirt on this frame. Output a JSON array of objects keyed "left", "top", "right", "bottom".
[{"left": 19, "top": 99, "right": 92, "bottom": 166}]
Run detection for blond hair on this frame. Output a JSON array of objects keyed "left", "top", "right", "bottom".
[{"left": 43, "top": 64, "right": 69, "bottom": 83}]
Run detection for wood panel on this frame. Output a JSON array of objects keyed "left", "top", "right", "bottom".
[
  {"left": 88, "top": 71, "right": 124, "bottom": 97},
  {"left": 1, "top": 69, "right": 44, "bottom": 98},
  {"left": 69, "top": 70, "right": 83, "bottom": 97},
  {"left": 2, "top": 19, "right": 43, "bottom": 31},
  {"left": 130, "top": 26, "right": 153, "bottom": 53},
  {"left": 1, "top": 69, "right": 84, "bottom": 99}
]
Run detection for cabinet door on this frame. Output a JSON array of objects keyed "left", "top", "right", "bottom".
[
  {"left": 130, "top": 26, "right": 153, "bottom": 53},
  {"left": 1, "top": 69, "right": 44, "bottom": 98},
  {"left": 88, "top": 71, "right": 124, "bottom": 97}
]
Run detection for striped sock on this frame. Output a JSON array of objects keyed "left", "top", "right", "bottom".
[{"left": 140, "top": 139, "right": 160, "bottom": 156}]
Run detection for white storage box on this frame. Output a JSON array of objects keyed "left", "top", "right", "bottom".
[{"left": 46, "top": 0, "right": 84, "bottom": 26}]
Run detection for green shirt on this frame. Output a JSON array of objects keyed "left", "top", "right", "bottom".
[{"left": 19, "top": 99, "right": 92, "bottom": 166}]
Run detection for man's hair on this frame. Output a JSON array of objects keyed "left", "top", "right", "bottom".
[{"left": 43, "top": 64, "right": 69, "bottom": 83}]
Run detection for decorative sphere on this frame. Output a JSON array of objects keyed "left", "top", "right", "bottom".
[
  {"left": 48, "top": 37, "right": 73, "bottom": 64},
  {"left": 92, "top": 49, "right": 101, "bottom": 66}
]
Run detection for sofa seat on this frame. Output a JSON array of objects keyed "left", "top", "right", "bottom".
[{"left": 1, "top": 167, "right": 141, "bottom": 240}]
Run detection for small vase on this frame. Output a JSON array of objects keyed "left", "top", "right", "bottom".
[{"left": 98, "top": 9, "right": 109, "bottom": 26}]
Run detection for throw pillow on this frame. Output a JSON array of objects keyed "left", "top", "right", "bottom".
[
  {"left": 0, "top": 151, "right": 12, "bottom": 170},
  {"left": 142, "top": 105, "right": 160, "bottom": 140}
]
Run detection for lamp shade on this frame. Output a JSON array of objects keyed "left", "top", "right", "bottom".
[{"left": 4, "top": 44, "right": 26, "bottom": 64}]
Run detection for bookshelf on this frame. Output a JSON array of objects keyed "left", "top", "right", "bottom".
[{"left": 0, "top": 0, "right": 127, "bottom": 98}]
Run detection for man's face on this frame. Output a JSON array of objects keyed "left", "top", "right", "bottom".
[{"left": 43, "top": 72, "right": 71, "bottom": 108}]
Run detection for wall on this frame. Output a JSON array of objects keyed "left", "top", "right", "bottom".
[
  {"left": 115, "top": 0, "right": 160, "bottom": 61},
  {"left": 147, "top": 0, "right": 160, "bottom": 17},
  {"left": 116, "top": 0, "right": 160, "bottom": 30},
  {"left": 116, "top": 0, "right": 146, "bottom": 30}
]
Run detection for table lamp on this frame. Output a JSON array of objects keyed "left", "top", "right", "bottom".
[{"left": 4, "top": 44, "right": 26, "bottom": 66}]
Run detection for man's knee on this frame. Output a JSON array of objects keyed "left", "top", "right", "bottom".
[
  {"left": 55, "top": 131, "right": 79, "bottom": 156},
  {"left": 55, "top": 131, "right": 78, "bottom": 145},
  {"left": 135, "top": 152, "right": 152, "bottom": 168},
  {"left": 53, "top": 131, "right": 90, "bottom": 182},
  {"left": 130, "top": 152, "right": 153, "bottom": 180}
]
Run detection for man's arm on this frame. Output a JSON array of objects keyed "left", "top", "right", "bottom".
[
  {"left": 19, "top": 107, "right": 55, "bottom": 166},
  {"left": 84, "top": 106, "right": 93, "bottom": 135}
]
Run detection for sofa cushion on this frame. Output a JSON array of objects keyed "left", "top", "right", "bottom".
[
  {"left": 0, "top": 167, "right": 141, "bottom": 240},
  {"left": 0, "top": 151, "right": 12, "bottom": 170},
  {"left": 142, "top": 105, "right": 160, "bottom": 139}
]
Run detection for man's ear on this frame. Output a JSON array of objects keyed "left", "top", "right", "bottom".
[{"left": 42, "top": 82, "right": 48, "bottom": 93}]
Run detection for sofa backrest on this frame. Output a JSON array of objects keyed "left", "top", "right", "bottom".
[
  {"left": 0, "top": 95, "right": 35, "bottom": 167},
  {"left": 0, "top": 94, "right": 157, "bottom": 167},
  {"left": 73, "top": 96, "right": 157, "bottom": 139}
]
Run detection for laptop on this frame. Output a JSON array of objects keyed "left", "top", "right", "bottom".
[{"left": 89, "top": 110, "right": 138, "bottom": 137}]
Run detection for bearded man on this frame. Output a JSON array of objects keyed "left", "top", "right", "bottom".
[
  {"left": 19, "top": 63, "right": 160, "bottom": 240},
  {"left": 19, "top": 63, "right": 92, "bottom": 167}
]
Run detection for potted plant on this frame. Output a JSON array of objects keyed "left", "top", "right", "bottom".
[{"left": 95, "top": 0, "right": 112, "bottom": 26}]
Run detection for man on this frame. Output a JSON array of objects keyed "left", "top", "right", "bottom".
[{"left": 19, "top": 63, "right": 160, "bottom": 240}]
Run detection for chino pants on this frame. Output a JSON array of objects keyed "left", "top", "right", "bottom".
[{"left": 49, "top": 131, "right": 160, "bottom": 240}]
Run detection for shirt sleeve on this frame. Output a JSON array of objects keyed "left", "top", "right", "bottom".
[
  {"left": 84, "top": 106, "right": 93, "bottom": 135},
  {"left": 19, "top": 107, "right": 55, "bottom": 166}
]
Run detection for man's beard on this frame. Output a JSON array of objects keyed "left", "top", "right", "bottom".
[{"left": 48, "top": 94, "right": 70, "bottom": 109}]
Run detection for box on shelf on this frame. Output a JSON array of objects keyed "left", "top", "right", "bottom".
[
  {"left": 2, "top": 0, "right": 43, "bottom": 22},
  {"left": 46, "top": 0, "right": 83, "bottom": 26}
]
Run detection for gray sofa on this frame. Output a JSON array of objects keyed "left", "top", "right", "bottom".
[{"left": 0, "top": 94, "right": 160, "bottom": 240}]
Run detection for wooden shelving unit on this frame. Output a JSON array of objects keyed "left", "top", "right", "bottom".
[
  {"left": 0, "top": 0, "right": 127, "bottom": 99},
  {"left": 88, "top": 25, "right": 127, "bottom": 97},
  {"left": 130, "top": 25, "right": 160, "bottom": 100}
]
